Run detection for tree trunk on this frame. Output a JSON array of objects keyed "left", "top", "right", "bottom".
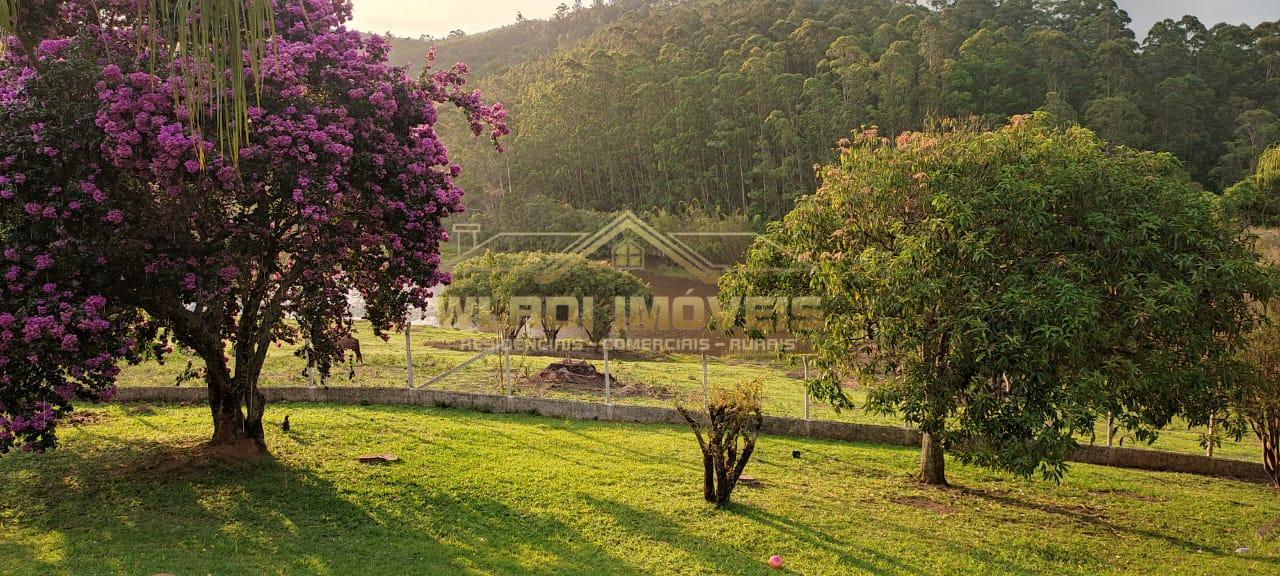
[
  {"left": 243, "top": 387, "right": 266, "bottom": 445},
  {"left": 208, "top": 368, "right": 248, "bottom": 444},
  {"left": 1263, "top": 421, "right": 1279, "bottom": 489},
  {"left": 701, "top": 452, "right": 716, "bottom": 503},
  {"left": 713, "top": 453, "right": 733, "bottom": 506},
  {"left": 920, "top": 432, "right": 947, "bottom": 486},
  {"left": 205, "top": 358, "right": 267, "bottom": 452}
]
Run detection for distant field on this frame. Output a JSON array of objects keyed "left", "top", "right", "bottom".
[
  {"left": 113, "top": 321, "right": 1267, "bottom": 464},
  {"left": 1, "top": 404, "right": 1277, "bottom": 575}
]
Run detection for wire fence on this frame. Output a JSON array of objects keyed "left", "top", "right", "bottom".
[{"left": 126, "top": 323, "right": 1264, "bottom": 463}]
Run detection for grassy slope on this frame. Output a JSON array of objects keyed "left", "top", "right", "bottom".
[
  {"left": 1, "top": 404, "right": 1277, "bottom": 575},
  {"left": 114, "top": 322, "right": 1266, "bottom": 463}
]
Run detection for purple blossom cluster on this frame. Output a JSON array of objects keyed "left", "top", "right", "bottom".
[{"left": 0, "top": 0, "right": 506, "bottom": 451}]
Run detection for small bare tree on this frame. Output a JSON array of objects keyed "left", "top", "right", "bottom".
[{"left": 678, "top": 380, "right": 764, "bottom": 506}]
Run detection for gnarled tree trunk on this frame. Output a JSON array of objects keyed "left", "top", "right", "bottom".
[
  {"left": 202, "top": 339, "right": 269, "bottom": 452},
  {"left": 1257, "top": 414, "right": 1279, "bottom": 488},
  {"left": 678, "top": 402, "right": 762, "bottom": 507},
  {"left": 208, "top": 366, "right": 248, "bottom": 445},
  {"left": 920, "top": 431, "right": 947, "bottom": 486}
]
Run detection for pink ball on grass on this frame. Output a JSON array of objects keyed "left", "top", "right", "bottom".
[{"left": 768, "top": 555, "right": 784, "bottom": 570}]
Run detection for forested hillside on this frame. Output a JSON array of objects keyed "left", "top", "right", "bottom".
[
  {"left": 399, "top": 0, "right": 1280, "bottom": 219},
  {"left": 382, "top": 0, "right": 655, "bottom": 76}
]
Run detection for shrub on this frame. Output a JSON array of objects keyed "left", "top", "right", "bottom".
[
  {"left": 1234, "top": 318, "right": 1280, "bottom": 488},
  {"left": 677, "top": 380, "right": 764, "bottom": 507},
  {"left": 1222, "top": 145, "right": 1280, "bottom": 226}
]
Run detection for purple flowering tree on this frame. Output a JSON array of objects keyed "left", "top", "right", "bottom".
[{"left": 0, "top": 0, "right": 505, "bottom": 453}]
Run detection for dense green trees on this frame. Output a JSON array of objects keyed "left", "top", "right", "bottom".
[
  {"left": 441, "top": 252, "right": 649, "bottom": 345},
  {"left": 1223, "top": 145, "right": 1280, "bottom": 225},
  {"left": 411, "top": 0, "right": 1279, "bottom": 219},
  {"left": 720, "top": 117, "right": 1275, "bottom": 485}
]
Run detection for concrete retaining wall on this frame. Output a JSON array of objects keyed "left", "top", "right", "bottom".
[{"left": 113, "top": 386, "right": 1269, "bottom": 482}]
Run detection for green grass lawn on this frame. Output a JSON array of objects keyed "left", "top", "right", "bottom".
[
  {"left": 0, "top": 404, "right": 1276, "bottom": 575},
  {"left": 113, "top": 320, "right": 1268, "bottom": 464}
]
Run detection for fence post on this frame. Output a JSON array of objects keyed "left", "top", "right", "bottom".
[
  {"left": 701, "top": 352, "right": 709, "bottom": 411},
  {"left": 603, "top": 341, "right": 613, "bottom": 419},
  {"left": 405, "top": 327, "right": 415, "bottom": 389},
  {"left": 802, "top": 355, "right": 810, "bottom": 422},
  {"left": 1207, "top": 416, "right": 1215, "bottom": 459},
  {"left": 504, "top": 341, "right": 513, "bottom": 400}
]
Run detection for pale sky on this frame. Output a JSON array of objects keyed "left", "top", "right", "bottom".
[
  {"left": 348, "top": 1, "right": 1279, "bottom": 39},
  {"left": 350, "top": 0, "right": 564, "bottom": 38}
]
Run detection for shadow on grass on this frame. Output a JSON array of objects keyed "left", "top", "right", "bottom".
[
  {"left": 0, "top": 437, "right": 652, "bottom": 575},
  {"left": 952, "top": 485, "right": 1280, "bottom": 566}
]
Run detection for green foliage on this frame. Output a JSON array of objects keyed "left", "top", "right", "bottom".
[
  {"left": 408, "top": 1, "right": 1280, "bottom": 217},
  {"left": 1233, "top": 313, "right": 1280, "bottom": 487},
  {"left": 677, "top": 378, "right": 765, "bottom": 507},
  {"left": 461, "top": 192, "right": 613, "bottom": 253},
  {"left": 722, "top": 115, "right": 1276, "bottom": 481},
  {"left": 1222, "top": 145, "right": 1280, "bottom": 225},
  {"left": 3, "top": 403, "right": 1277, "bottom": 574},
  {"left": 442, "top": 252, "right": 649, "bottom": 344}
]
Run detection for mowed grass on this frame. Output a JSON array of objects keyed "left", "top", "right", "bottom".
[
  {"left": 114, "top": 321, "right": 1267, "bottom": 463},
  {"left": 1, "top": 404, "right": 1278, "bottom": 575}
]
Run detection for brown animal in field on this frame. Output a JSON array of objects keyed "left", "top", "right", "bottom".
[{"left": 337, "top": 336, "right": 363, "bottom": 364}]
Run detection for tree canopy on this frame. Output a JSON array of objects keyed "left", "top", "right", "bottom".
[
  {"left": 442, "top": 251, "right": 649, "bottom": 345},
  {"left": 0, "top": 0, "right": 504, "bottom": 452},
  {"left": 721, "top": 115, "right": 1276, "bottom": 484},
  {"left": 421, "top": 0, "right": 1280, "bottom": 219}
]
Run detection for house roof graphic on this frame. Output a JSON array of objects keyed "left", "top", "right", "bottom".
[
  {"left": 561, "top": 211, "right": 720, "bottom": 283},
  {"left": 449, "top": 211, "right": 764, "bottom": 286}
]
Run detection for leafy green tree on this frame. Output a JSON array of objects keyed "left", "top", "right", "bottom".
[
  {"left": 871, "top": 40, "right": 921, "bottom": 134},
  {"left": 1039, "top": 91, "right": 1078, "bottom": 127},
  {"left": 1228, "top": 312, "right": 1280, "bottom": 488},
  {"left": 425, "top": 0, "right": 1280, "bottom": 217},
  {"left": 1089, "top": 40, "right": 1139, "bottom": 98},
  {"left": 944, "top": 28, "right": 1033, "bottom": 121},
  {"left": 442, "top": 252, "right": 538, "bottom": 341},
  {"left": 1027, "top": 29, "right": 1087, "bottom": 104},
  {"left": 1056, "top": 0, "right": 1136, "bottom": 51},
  {"left": 1082, "top": 95, "right": 1147, "bottom": 148},
  {"left": 721, "top": 116, "right": 1273, "bottom": 485},
  {"left": 1213, "top": 109, "right": 1280, "bottom": 187},
  {"left": 442, "top": 252, "right": 648, "bottom": 346},
  {"left": 567, "top": 258, "right": 651, "bottom": 346},
  {"left": 1147, "top": 74, "right": 1217, "bottom": 180},
  {"left": 1222, "top": 146, "right": 1280, "bottom": 225},
  {"left": 1233, "top": 311, "right": 1280, "bottom": 487}
]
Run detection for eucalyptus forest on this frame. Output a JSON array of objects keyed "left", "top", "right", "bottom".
[{"left": 400, "top": 0, "right": 1280, "bottom": 218}]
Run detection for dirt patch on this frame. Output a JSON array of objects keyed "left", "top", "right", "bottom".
[
  {"left": 1259, "top": 516, "right": 1280, "bottom": 540},
  {"left": 65, "top": 410, "right": 107, "bottom": 426},
  {"left": 891, "top": 495, "right": 957, "bottom": 515},
  {"left": 125, "top": 405, "right": 157, "bottom": 416},
  {"left": 955, "top": 486, "right": 1109, "bottom": 523},
  {"left": 104, "top": 439, "right": 268, "bottom": 481},
  {"left": 204, "top": 439, "right": 270, "bottom": 464},
  {"left": 519, "top": 358, "right": 672, "bottom": 399},
  {"left": 425, "top": 340, "right": 662, "bottom": 362}
]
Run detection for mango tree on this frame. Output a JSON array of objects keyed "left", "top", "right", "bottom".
[{"left": 721, "top": 115, "right": 1275, "bottom": 485}]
